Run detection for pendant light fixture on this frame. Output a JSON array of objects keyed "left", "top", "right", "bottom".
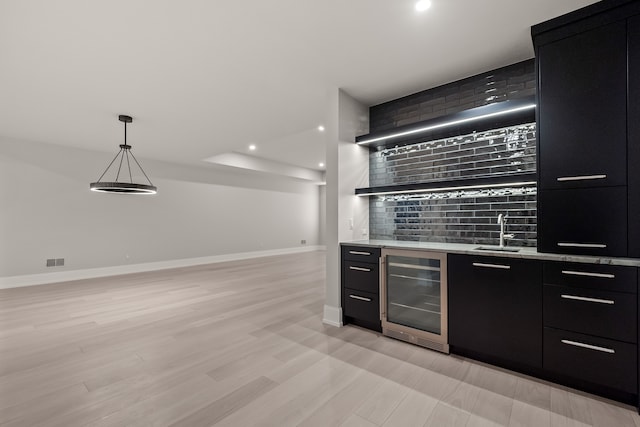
[{"left": 90, "top": 115, "right": 157, "bottom": 194}]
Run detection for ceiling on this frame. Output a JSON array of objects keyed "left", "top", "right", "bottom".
[{"left": 0, "top": 0, "right": 598, "bottom": 178}]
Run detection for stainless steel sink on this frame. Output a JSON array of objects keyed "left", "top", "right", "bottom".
[{"left": 475, "top": 246, "right": 520, "bottom": 253}]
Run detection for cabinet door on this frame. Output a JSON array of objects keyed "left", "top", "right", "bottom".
[
  {"left": 538, "top": 187, "right": 627, "bottom": 257},
  {"left": 629, "top": 15, "right": 640, "bottom": 257},
  {"left": 537, "top": 20, "right": 627, "bottom": 190},
  {"left": 448, "top": 254, "right": 542, "bottom": 368}
]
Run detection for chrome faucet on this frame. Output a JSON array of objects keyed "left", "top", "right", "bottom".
[{"left": 497, "top": 213, "right": 515, "bottom": 248}]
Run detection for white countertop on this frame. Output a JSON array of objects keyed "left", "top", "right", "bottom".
[{"left": 341, "top": 239, "right": 640, "bottom": 267}]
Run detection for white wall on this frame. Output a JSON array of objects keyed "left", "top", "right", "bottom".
[
  {"left": 318, "top": 184, "right": 326, "bottom": 246},
  {"left": 0, "top": 137, "right": 321, "bottom": 281},
  {"left": 323, "top": 89, "right": 370, "bottom": 326}
]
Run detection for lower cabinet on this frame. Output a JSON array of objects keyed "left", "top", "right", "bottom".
[
  {"left": 341, "top": 245, "right": 381, "bottom": 332},
  {"left": 448, "top": 254, "right": 542, "bottom": 370},
  {"left": 542, "top": 261, "right": 638, "bottom": 401},
  {"left": 341, "top": 245, "right": 640, "bottom": 408},
  {"left": 544, "top": 327, "right": 637, "bottom": 394}
]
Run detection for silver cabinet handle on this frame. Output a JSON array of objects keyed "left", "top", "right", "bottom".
[
  {"left": 557, "top": 174, "right": 607, "bottom": 182},
  {"left": 557, "top": 242, "right": 607, "bottom": 249},
  {"left": 349, "top": 294, "right": 371, "bottom": 302},
  {"left": 472, "top": 262, "right": 511, "bottom": 270},
  {"left": 561, "top": 294, "right": 615, "bottom": 305},
  {"left": 349, "top": 250, "right": 371, "bottom": 256},
  {"left": 561, "top": 270, "right": 615, "bottom": 279},
  {"left": 561, "top": 339, "right": 615, "bottom": 354},
  {"left": 349, "top": 266, "right": 371, "bottom": 272}
]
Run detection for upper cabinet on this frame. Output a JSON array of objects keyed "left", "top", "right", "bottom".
[
  {"left": 532, "top": 1, "right": 640, "bottom": 257},
  {"left": 537, "top": 21, "right": 627, "bottom": 190},
  {"left": 629, "top": 15, "right": 640, "bottom": 258}
]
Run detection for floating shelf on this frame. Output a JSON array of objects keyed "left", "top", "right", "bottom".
[
  {"left": 356, "top": 96, "right": 536, "bottom": 149},
  {"left": 355, "top": 173, "right": 537, "bottom": 197}
]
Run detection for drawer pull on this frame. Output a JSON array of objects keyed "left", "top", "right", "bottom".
[
  {"left": 556, "top": 174, "right": 607, "bottom": 182},
  {"left": 472, "top": 262, "right": 511, "bottom": 270},
  {"left": 557, "top": 242, "right": 607, "bottom": 249},
  {"left": 561, "top": 270, "right": 615, "bottom": 279},
  {"left": 349, "top": 250, "right": 371, "bottom": 256},
  {"left": 561, "top": 294, "right": 615, "bottom": 305},
  {"left": 561, "top": 339, "right": 615, "bottom": 354},
  {"left": 349, "top": 294, "right": 372, "bottom": 302},
  {"left": 349, "top": 266, "right": 371, "bottom": 272}
]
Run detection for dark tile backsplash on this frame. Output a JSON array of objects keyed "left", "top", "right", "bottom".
[
  {"left": 369, "top": 59, "right": 535, "bottom": 134},
  {"left": 367, "top": 60, "right": 538, "bottom": 246},
  {"left": 370, "top": 186, "right": 537, "bottom": 246},
  {"left": 368, "top": 123, "right": 537, "bottom": 246},
  {"left": 370, "top": 123, "right": 536, "bottom": 186}
]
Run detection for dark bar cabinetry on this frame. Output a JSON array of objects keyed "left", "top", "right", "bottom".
[
  {"left": 448, "top": 254, "right": 542, "bottom": 370},
  {"left": 629, "top": 15, "right": 640, "bottom": 258},
  {"left": 532, "top": 1, "right": 640, "bottom": 257},
  {"left": 341, "top": 245, "right": 381, "bottom": 332},
  {"left": 542, "top": 261, "right": 638, "bottom": 401}
]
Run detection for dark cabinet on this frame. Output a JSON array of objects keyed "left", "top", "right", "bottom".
[
  {"left": 537, "top": 187, "right": 627, "bottom": 256},
  {"left": 341, "top": 245, "right": 381, "bottom": 332},
  {"left": 544, "top": 327, "right": 637, "bottom": 394},
  {"left": 543, "top": 284, "right": 636, "bottom": 343},
  {"left": 542, "top": 260, "right": 638, "bottom": 398},
  {"left": 532, "top": 9, "right": 640, "bottom": 257},
  {"left": 448, "top": 254, "right": 542, "bottom": 369},
  {"left": 537, "top": 20, "right": 627, "bottom": 191},
  {"left": 343, "top": 290, "right": 379, "bottom": 326},
  {"left": 629, "top": 15, "right": 640, "bottom": 258},
  {"left": 543, "top": 261, "right": 637, "bottom": 293}
]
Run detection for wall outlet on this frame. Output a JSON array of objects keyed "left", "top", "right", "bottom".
[
  {"left": 46, "top": 258, "right": 56, "bottom": 267},
  {"left": 301, "top": 239, "right": 307, "bottom": 245},
  {"left": 55, "top": 258, "right": 64, "bottom": 267}
]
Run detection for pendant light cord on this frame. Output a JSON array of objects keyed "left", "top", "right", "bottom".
[
  {"left": 129, "top": 151, "right": 154, "bottom": 186},
  {"left": 95, "top": 148, "right": 124, "bottom": 183},
  {"left": 115, "top": 147, "right": 125, "bottom": 182}
]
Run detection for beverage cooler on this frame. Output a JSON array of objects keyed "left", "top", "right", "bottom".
[{"left": 381, "top": 248, "right": 449, "bottom": 353}]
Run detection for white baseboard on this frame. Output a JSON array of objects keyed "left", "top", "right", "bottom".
[
  {"left": 322, "top": 304, "right": 343, "bottom": 327},
  {"left": 0, "top": 245, "right": 324, "bottom": 290}
]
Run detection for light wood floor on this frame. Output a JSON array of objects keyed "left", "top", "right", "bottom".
[{"left": 1, "top": 250, "right": 639, "bottom": 426}]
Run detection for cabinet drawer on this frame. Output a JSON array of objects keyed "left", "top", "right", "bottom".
[
  {"left": 544, "top": 327, "right": 637, "bottom": 394},
  {"left": 342, "top": 246, "right": 381, "bottom": 263},
  {"left": 538, "top": 187, "right": 627, "bottom": 257},
  {"left": 543, "top": 261, "right": 637, "bottom": 293},
  {"left": 343, "top": 261, "right": 379, "bottom": 293},
  {"left": 544, "top": 285, "right": 637, "bottom": 343},
  {"left": 344, "top": 289, "right": 380, "bottom": 324}
]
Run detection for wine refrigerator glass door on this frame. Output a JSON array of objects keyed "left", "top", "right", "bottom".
[{"left": 381, "top": 249, "right": 448, "bottom": 352}]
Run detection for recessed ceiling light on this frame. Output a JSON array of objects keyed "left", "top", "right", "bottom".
[
  {"left": 249, "top": 144, "right": 256, "bottom": 151},
  {"left": 317, "top": 125, "right": 325, "bottom": 132},
  {"left": 415, "top": 0, "right": 432, "bottom": 12},
  {"left": 319, "top": 162, "right": 325, "bottom": 168}
]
